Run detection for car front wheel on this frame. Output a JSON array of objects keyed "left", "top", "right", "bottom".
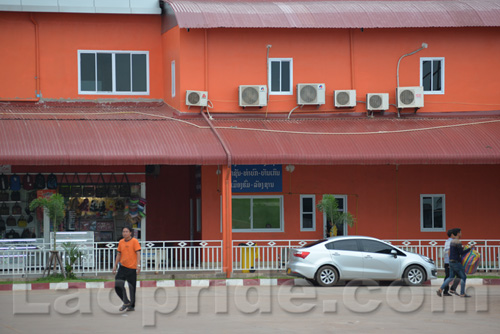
[
  {"left": 315, "top": 266, "right": 339, "bottom": 287},
  {"left": 403, "top": 265, "right": 426, "bottom": 286}
]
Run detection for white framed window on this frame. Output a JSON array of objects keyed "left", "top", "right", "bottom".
[
  {"left": 232, "top": 195, "right": 284, "bottom": 232},
  {"left": 420, "top": 57, "right": 444, "bottom": 94},
  {"left": 300, "top": 195, "right": 315, "bottom": 231},
  {"left": 171, "top": 60, "right": 176, "bottom": 98},
  {"left": 78, "top": 50, "right": 149, "bottom": 95},
  {"left": 420, "top": 194, "right": 445, "bottom": 232},
  {"left": 268, "top": 58, "right": 293, "bottom": 95}
]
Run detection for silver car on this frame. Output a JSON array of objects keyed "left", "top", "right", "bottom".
[{"left": 286, "top": 236, "right": 437, "bottom": 286}]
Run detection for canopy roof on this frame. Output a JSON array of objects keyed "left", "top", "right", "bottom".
[{"left": 1, "top": 102, "right": 500, "bottom": 166}]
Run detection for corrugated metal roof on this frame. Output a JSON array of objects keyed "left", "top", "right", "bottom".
[
  {"left": 211, "top": 115, "right": 500, "bottom": 165},
  {"left": 2, "top": 102, "right": 500, "bottom": 166},
  {"left": 0, "top": 102, "right": 226, "bottom": 166},
  {"left": 164, "top": 0, "right": 500, "bottom": 28}
]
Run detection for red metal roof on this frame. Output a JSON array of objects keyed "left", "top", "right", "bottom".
[
  {"left": 164, "top": 0, "right": 500, "bottom": 28},
  {"left": 1, "top": 102, "right": 500, "bottom": 166},
  {"left": 0, "top": 102, "right": 226, "bottom": 166},
  {"left": 211, "top": 115, "right": 500, "bottom": 165}
]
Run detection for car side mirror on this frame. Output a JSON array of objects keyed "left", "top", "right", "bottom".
[{"left": 391, "top": 249, "right": 398, "bottom": 258}]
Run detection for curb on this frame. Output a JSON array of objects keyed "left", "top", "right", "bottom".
[{"left": 1, "top": 278, "right": 499, "bottom": 291}]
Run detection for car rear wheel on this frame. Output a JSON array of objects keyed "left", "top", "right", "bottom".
[
  {"left": 315, "top": 266, "right": 339, "bottom": 287},
  {"left": 403, "top": 265, "right": 426, "bottom": 286}
]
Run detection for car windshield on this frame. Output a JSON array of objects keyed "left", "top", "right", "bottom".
[{"left": 301, "top": 239, "right": 327, "bottom": 248}]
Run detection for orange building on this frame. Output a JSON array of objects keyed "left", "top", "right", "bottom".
[{"left": 1, "top": 0, "right": 500, "bottom": 269}]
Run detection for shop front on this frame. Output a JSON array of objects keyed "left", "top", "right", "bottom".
[{"left": 0, "top": 168, "right": 146, "bottom": 243}]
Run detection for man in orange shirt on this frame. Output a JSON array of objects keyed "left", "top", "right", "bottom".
[{"left": 113, "top": 226, "right": 141, "bottom": 311}]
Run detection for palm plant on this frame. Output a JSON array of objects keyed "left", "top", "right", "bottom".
[
  {"left": 29, "top": 193, "right": 65, "bottom": 251},
  {"left": 317, "top": 194, "right": 355, "bottom": 237}
]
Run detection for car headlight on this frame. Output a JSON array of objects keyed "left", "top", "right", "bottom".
[{"left": 419, "top": 255, "right": 434, "bottom": 264}]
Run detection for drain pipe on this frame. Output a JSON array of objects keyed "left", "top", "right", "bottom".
[{"left": 202, "top": 111, "right": 233, "bottom": 277}]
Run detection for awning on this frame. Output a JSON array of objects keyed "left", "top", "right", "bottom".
[
  {"left": 210, "top": 115, "right": 500, "bottom": 165},
  {"left": 0, "top": 102, "right": 226, "bottom": 166},
  {"left": 2, "top": 102, "right": 500, "bottom": 166}
]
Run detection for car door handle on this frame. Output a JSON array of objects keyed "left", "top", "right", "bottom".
[
  {"left": 364, "top": 255, "right": 373, "bottom": 259},
  {"left": 332, "top": 252, "right": 340, "bottom": 256}
]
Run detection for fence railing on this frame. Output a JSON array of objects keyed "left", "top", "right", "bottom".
[
  {"left": 0, "top": 240, "right": 223, "bottom": 276},
  {"left": 386, "top": 239, "right": 500, "bottom": 272},
  {"left": 1, "top": 239, "right": 499, "bottom": 277}
]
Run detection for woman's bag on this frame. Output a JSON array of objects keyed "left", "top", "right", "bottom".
[{"left": 462, "top": 246, "right": 481, "bottom": 274}]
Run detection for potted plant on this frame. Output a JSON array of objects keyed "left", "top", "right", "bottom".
[
  {"left": 317, "top": 194, "right": 355, "bottom": 237},
  {"left": 29, "top": 193, "right": 66, "bottom": 277},
  {"left": 61, "top": 242, "right": 82, "bottom": 279}
]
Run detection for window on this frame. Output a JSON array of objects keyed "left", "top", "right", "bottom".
[
  {"left": 300, "top": 195, "right": 315, "bottom": 231},
  {"left": 420, "top": 58, "right": 444, "bottom": 94},
  {"left": 326, "top": 239, "right": 359, "bottom": 251},
  {"left": 421, "top": 194, "right": 445, "bottom": 231},
  {"left": 360, "top": 239, "right": 404, "bottom": 256},
  {"left": 268, "top": 58, "right": 293, "bottom": 95},
  {"left": 232, "top": 196, "right": 283, "bottom": 232},
  {"left": 323, "top": 195, "right": 349, "bottom": 237},
  {"left": 78, "top": 50, "right": 149, "bottom": 95}
]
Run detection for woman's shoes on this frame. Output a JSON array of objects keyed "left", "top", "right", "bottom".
[
  {"left": 449, "top": 290, "right": 459, "bottom": 296},
  {"left": 459, "top": 294, "right": 471, "bottom": 298},
  {"left": 436, "top": 289, "right": 442, "bottom": 297},
  {"left": 119, "top": 303, "right": 131, "bottom": 311}
]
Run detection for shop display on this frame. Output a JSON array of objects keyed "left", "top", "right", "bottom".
[{"left": 0, "top": 172, "right": 144, "bottom": 241}]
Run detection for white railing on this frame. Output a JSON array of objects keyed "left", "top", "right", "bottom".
[
  {"left": 0, "top": 240, "right": 223, "bottom": 276},
  {"left": 386, "top": 239, "right": 500, "bottom": 272},
  {"left": 232, "top": 240, "right": 316, "bottom": 271},
  {"left": 1, "top": 239, "right": 499, "bottom": 277}
]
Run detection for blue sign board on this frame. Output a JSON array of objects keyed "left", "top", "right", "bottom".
[{"left": 232, "top": 165, "right": 282, "bottom": 193}]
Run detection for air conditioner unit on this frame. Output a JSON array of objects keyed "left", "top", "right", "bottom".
[
  {"left": 396, "top": 86, "right": 424, "bottom": 109},
  {"left": 186, "top": 90, "right": 208, "bottom": 107},
  {"left": 366, "top": 93, "right": 389, "bottom": 111},
  {"left": 334, "top": 90, "right": 356, "bottom": 108},
  {"left": 297, "top": 84, "right": 326, "bottom": 105},
  {"left": 239, "top": 85, "right": 267, "bottom": 107}
]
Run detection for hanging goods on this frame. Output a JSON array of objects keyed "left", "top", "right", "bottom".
[
  {"left": 58, "top": 173, "right": 71, "bottom": 197},
  {"left": 82, "top": 173, "right": 95, "bottom": 197},
  {"left": 119, "top": 173, "right": 131, "bottom": 198},
  {"left": 70, "top": 173, "right": 82, "bottom": 197}
]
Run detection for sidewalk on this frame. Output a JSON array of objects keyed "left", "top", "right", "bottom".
[{"left": 1, "top": 276, "right": 500, "bottom": 291}]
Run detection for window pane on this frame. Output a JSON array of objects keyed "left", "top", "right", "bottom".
[
  {"left": 96, "top": 53, "right": 112, "bottom": 92},
  {"left": 302, "top": 213, "right": 313, "bottom": 229},
  {"left": 232, "top": 198, "right": 251, "bottom": 229},
  {"left": 432, "top": 60, "right": 442, "bottom": 91},
  {"left": 433, "top": 197, "right": 443, "bottom": 228},
  {"left": 271, "top": 61, "right": 280, "bottom": 92},
  {"left": 116, "top": 53, "right": 131, "bottom": 92},
  {"left": 422, "top": 61, "right": 432, "bottom": 91},
  {"left": 80, "top": 53, "right": 96, "bottom": 91},
  {"left": 302, "top": 197, "right": 313, "bottom": 212},
  {"left": 422, "top": 197, "right": 433, "bottom": 228},
  {"left": 281, "top": 61, "right": 290, "bottom": 92},
  {"left": 253, "top": 198, "right": 280, "bottom": 229},
  {"left": 132, "top": 54, "right": 147, "bottom": 92},
  {"left": 361, "top": 240, "right": 394, "bottom": 254},
  {"left": 332, "top": 239, "right": 359, "bottom": 251}
]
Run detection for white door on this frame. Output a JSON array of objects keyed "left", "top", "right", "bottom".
[
  {"left": 325, "top": 239, "right": 363, "bottom": 280},
  {"left": 359, "top": 239, "right": 402, "bottom": 279}
]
